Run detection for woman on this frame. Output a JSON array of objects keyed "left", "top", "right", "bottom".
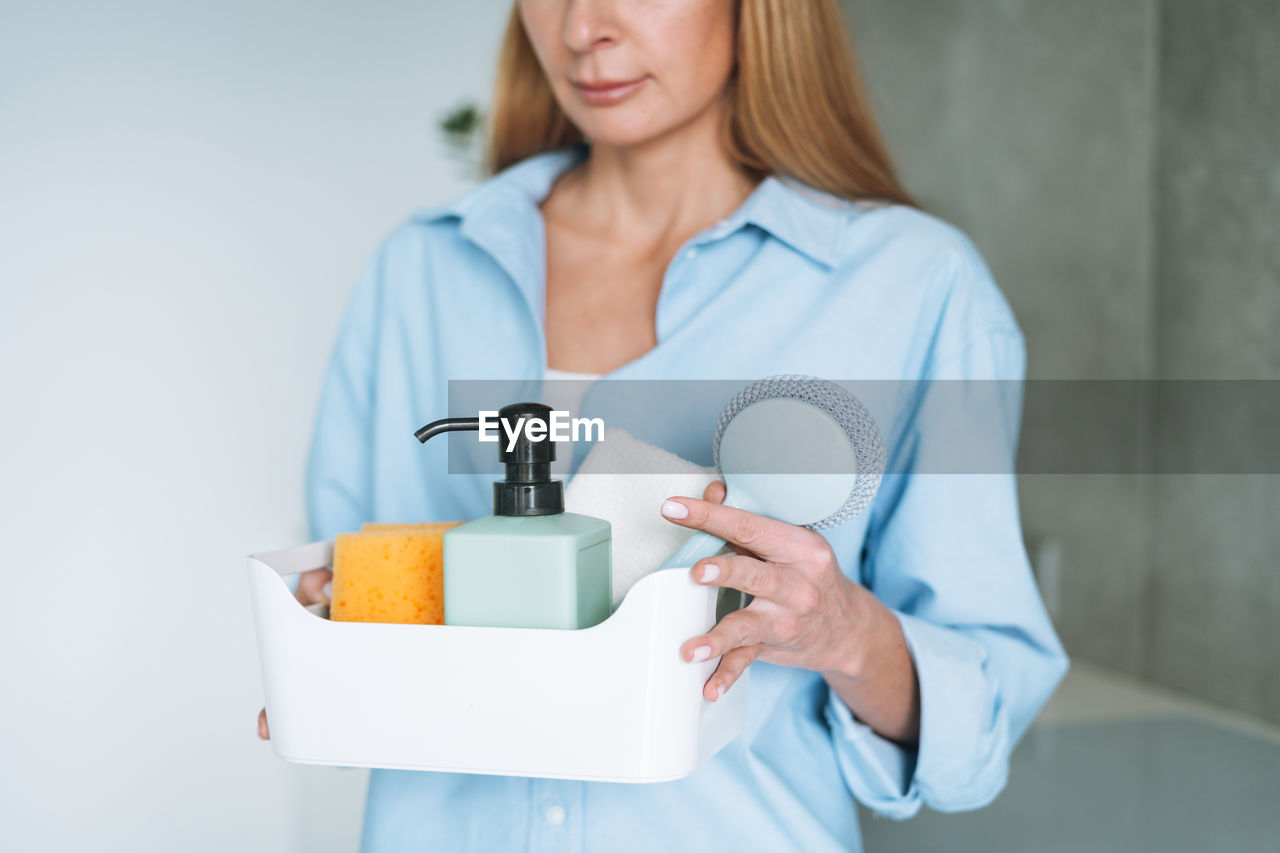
[{"left": 258, "top": 1, "right": 1068, "bottom": 849}]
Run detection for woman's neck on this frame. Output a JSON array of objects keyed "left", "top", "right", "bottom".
[{"left": 546, "top": 102, "right": 759, "bottom": 245}]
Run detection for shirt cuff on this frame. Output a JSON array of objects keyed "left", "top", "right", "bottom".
[
  {"left": 893, "top": 610, "right": 1011, "bottom": 812},
  {"left": 823, "top": 685, "right": 922, "bottom": 819},
  {"left": 824, "top": 610, "right": 1013, "bottom": 818}
]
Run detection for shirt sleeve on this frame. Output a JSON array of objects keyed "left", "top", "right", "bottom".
[
  {"left": 823, "top": 247, "right": 1070, "bottom": 819},
  {"left": 289, "top": 247, "right": 385, "bottom": 593}
]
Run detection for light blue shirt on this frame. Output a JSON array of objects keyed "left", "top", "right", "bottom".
[{"left": 304, "top": 146, "right": 1069, "bottom": 851}]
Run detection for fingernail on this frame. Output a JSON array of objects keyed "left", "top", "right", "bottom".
[
  {"left": 716, "top": 684, "right": 726, "bottom": 700},
  {"left": 322, "top": 580, "right": 332, "bottom": 599},
  {"left": 661, "top": 500, "right": 688, "bottom": 519},
  {"left": 692, "top": 645, "right": 712, "bottom": 662},
  {"left": 700, "top": 563, "right": 720, "bottom": 583}
]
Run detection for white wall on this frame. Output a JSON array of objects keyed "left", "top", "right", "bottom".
[{"left": 0, "top": 2, "right": 508, "bottom": 850}]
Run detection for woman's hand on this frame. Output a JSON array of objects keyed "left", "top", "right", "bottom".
[
  {"left": 256, "top": 567, "right": 333, "bottom": 741},
  {"left": 661, "top": 481, "right": 921, "bottom": 745}
]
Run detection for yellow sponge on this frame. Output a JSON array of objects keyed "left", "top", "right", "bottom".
[
  {"left": 360, "top": 522, "right": 461, "bottom": 534},
  {"left": 330, "top": 523, "right": 462, "bottom": 625}
]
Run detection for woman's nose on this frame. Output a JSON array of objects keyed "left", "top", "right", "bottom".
[{"left": 561, "top": 0, "right": 622, "bottom": 54}]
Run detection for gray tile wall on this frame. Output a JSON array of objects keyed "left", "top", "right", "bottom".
[
  {"left": 1148, "top": 0, "right": 1280, "bottom": 721},
  {"left": 842, "top": 0, "right": 1279, "bottom": 721}
]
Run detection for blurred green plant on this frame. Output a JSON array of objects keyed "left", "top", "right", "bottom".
[
  {"left": 440, "top": 103, "right": 482, "bottom": 143},
  {"left": 438, "top": 101, "right": 485, "bottom": 181}
]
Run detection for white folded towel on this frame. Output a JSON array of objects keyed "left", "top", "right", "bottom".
[{"left": 564, "top": 427, "right": 723, "bottom": 606}]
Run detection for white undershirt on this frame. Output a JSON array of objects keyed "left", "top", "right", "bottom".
[{"left": 543, "top": 366, "right": 604, "bottom": 475}]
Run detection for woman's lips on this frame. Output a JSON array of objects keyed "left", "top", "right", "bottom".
[{"left": 570, "top": 77, "right": 648, "bottom": 105}]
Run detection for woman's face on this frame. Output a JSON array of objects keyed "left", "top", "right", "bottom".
[{"left": 518, "top": 0, "right": 738, "bottom": 149}]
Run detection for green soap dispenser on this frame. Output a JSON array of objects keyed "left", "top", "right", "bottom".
[{"left": 414, "top": 402, "right": 612, "bottom": 630}]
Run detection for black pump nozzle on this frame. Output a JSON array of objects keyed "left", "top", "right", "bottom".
[
  {"left": 415, "top": 402, "right": 565, "bottom": 517},
  {"left": 413, "top": 416, "right": 481, "bottom": 443}
]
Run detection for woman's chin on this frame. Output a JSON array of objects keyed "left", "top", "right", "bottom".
[{"left": 564, "top": 108, "right": 691, "bottom": 153}]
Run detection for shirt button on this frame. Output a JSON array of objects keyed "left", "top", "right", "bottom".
[
  {"left": 545, "top": 804, "right": 566, "bottom": 826},
  {"left": 685, "top": 247, "right": 698, "bottom": 260}
]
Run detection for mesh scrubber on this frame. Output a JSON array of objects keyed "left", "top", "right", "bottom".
[
  {"left": 711, "top": 374, "right": 885, "bottom": 530},
  {"left": 658, "top": 374, "right": 886, "bottom": 572}
]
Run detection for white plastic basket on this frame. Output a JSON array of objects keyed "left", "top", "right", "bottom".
[{"left": 247, "top": 539, "right": 748, "bottom": 783}]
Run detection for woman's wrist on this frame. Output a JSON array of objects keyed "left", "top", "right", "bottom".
[{"left": 818, "top": 580, "right": 922, "bottom": 746}]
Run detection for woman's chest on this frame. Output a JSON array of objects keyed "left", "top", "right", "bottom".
[
  {"left": 405, "top": 228, "right": 931, "bottom": 386},
  {"left": 542, "top": 229, "right": 685, "bottom": 374}
]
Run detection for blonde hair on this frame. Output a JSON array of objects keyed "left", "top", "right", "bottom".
[{"left": 486, "top": 0, "right": 915, "bottom": 207}]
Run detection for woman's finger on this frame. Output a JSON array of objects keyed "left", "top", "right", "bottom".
[
  {"left": 690, "top": 553, "right": 798, "bottom": 605},
  {"left": 702, "top": 479, "right": 727, "bottom": 504},
  {"left": 682, "top": 605, "right": 772, "bottom": 663},
  {"left": 660, "top": 495, "right": 805, "bottom": 565},
  {"left": 294, "top": 567, "right": 333, "bottom": 607},
  {"left": 704, "top": 643, "right": 763, "bottom": 701},
  {"left": 703, "top": 482, "right": 761, "bottom": 559},
  {"left": 258, "top": 707, "right": 270, "bottom": 741}
]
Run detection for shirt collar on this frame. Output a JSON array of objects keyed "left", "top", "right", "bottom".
[
  {"left": 414, "top": 145, "right": 584, "bottom": 234},
  {"left": 714, "top": 173, "right": 855, "bottom": 268},
  {"left": 413, "top": 145, "right": 862, "bottom": 289}
]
